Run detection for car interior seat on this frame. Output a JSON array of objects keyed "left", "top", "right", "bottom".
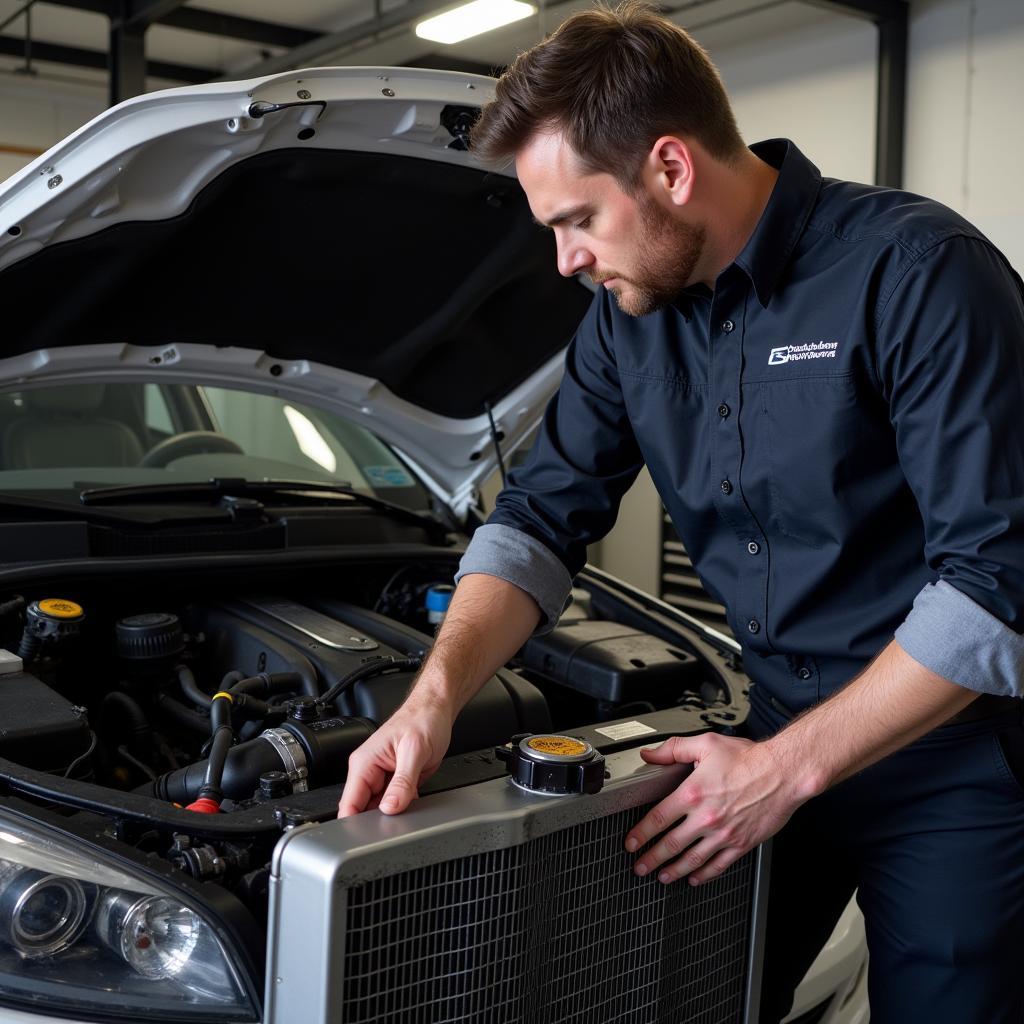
[{"left": 2, "top": 384, "right": 146, "bottom": 469}]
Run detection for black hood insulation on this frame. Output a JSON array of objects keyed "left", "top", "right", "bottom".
[{"left": 0, "top": 149, "right": 594, "bottom": 419}]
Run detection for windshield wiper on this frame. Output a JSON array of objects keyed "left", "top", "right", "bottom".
[{"left": 79, "top": 478, "right": 450, "bottom": 541}]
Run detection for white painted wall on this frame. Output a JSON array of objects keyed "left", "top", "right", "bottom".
[{"left": 906, "top": 0, "right": 1024, "bottom": 273}]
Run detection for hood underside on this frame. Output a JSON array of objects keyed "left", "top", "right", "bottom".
[
  {"left": 0, "top": 147, "right": 591, "bottom": 421},
  {"left": 0, "top": 68, "right": 595, "bottom": 505}
]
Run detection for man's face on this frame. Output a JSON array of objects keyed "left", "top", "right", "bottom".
[{"left": 516, "top": 131, "right": 705, "bottom": 317}]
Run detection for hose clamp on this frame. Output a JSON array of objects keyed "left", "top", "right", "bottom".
[{"left": 260, "top": 728, "right": 309, "bottom": 792}]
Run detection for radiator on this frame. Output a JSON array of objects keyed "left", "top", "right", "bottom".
[{"left": 265, "top": 746, "right": 768, "bottom": 1024}]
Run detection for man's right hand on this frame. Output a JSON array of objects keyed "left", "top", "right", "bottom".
[
  {"left": 337, "top": 696, "right": 454, "bottom": 817},
  {"left": 336, "top": 572, "right": 545, "bottom": 819}
]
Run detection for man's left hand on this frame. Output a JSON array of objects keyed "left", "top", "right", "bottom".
[{"left": 624, "top": 733, "right": 805, "bottom": 885}]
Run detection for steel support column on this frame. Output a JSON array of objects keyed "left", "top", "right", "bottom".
[
  {"left": 109, "top": 1, "right": 146, "bottom": 106},
  {"left": 800, "top": 0, "right": 909, "bottom": 187},
  {"left": 874, "top": 7, "right": 907, "bottom": 187}
]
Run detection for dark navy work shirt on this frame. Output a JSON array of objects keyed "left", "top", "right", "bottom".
[{"left": 457, "top": 139, "right": 1024, "bottom": 712}]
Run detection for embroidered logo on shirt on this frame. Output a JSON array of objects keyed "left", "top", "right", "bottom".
[{"left": 768, "top": 341, "right": 839, "bottom": 365}]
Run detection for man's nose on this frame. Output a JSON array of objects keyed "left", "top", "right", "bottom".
[{"left": 556, "top": 235, "right": 594, "bottom": 278}]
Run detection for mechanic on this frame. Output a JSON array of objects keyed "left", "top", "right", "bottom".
[{"left": 338, "top": 4, "right": 1024, "bottom": 1020}]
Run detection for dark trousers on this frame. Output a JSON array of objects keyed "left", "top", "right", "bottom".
[{"left": 747, "top": 696, "right": 1024, "bottom": 1024}]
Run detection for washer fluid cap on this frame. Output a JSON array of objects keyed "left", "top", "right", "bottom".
[
  {"left": 425, "top": 585, "right": 454, "bottom": 613},
  {"left": 37, "top": 598, "right": 84, "bottom": 620},
  {"left": 495, "top": 733, "right": 606, "bottom": 795},
  {"left": 25, "top": 599, "right": 85, "bottom": 641},
  {"left": 425, "top": 584, "right": 455, "bottom": 625}
]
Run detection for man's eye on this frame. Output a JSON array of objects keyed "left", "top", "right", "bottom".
[{"left": 575, "top": 217, "right": 592, "bottom": 230}]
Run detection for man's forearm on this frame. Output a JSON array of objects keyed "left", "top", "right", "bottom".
[
  {"left": 409, "top": 572, "right": 543, "bottom": 714},
  {"left": 761, "top": 638, "right": 980, "bottom": 799}
]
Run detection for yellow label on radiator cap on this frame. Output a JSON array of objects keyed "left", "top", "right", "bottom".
[
  {"left": 38, "top": 598, "right": 83, "bottom": 619},
  {"left": 527, "top": 736, "right": 588, "bottom": 758}
]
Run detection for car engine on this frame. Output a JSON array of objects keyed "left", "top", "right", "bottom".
[{"left": 0, "top": 562, "right": 746, "bottom": 932}]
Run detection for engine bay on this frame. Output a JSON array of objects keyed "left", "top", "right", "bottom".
[{"left": 0, "top": 557, "right": 748, "bottom": 942}]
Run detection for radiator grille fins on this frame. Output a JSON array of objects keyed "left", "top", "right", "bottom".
[{"left": 342, "top": 805, "right": 755, "bottom": 1023}]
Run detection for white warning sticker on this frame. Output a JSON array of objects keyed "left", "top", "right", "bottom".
[{"left": 594, "top": 721, "right": 658, "bottom": 741}]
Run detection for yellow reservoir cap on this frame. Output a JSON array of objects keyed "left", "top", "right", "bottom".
[
  {"left": 37, "top": 599, "right": 84, "bottom": 620},
  {"left": 526, "top": 735, "right": 589, "bottom": 758}
]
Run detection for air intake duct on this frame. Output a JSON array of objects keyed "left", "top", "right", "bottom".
[{"left": 151, "top": 712, "right": 373, "bottom": 804}]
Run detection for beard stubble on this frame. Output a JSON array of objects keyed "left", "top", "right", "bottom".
[{"left": 603, "top": 196, "right": 706, "bottom": 317}]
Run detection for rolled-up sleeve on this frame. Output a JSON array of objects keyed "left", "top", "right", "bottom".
[
  {"left": 458, "top": 289, "right": 644, "bottom": 634},
  {"left": 455, "top": 523, "right": 573, "bottom": 633},
  {"left": 877, "top": 235, "right": 1024, "bottom": 695},
  {"left": 895, "top": 580, "right": 1024, "bottom": 696}
]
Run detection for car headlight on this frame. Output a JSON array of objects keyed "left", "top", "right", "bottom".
[{"left": 0, "top": 814, "right": 259, "bottom": 1022}]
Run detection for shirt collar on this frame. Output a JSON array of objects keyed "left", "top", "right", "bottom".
[
  {"left": 671, "top": 138, "right": 821, "bottom": 320},
  {"left": 733, "top": 138, "right": 822, "bottom": 308}
]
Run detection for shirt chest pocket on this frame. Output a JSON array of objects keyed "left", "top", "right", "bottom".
[
  {"left": 618, "top": 372, "right": 711, "bottom": 490},
  {"left": 742, "top": 372, "right": 894, "bottom": 547}
]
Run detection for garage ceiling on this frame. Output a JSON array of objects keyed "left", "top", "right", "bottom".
[
  {"left": 0, "top": 0, "right": 882, "bottom": 97},
  {"left": 0, "top": 0, "right": 905, "bottom": 183}
]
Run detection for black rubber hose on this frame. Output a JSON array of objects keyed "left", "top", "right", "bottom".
[
  {"left": 152, "top": 692, "right": 209, "bottom": 733},
  {"left": 231, "top": 694, "right": 271, "bottom": 720},
  {"left": 197, "top": 695, "right": 234, "bottom": 803},
  {"left": 223, "top": 673, "right": 303, "bottom": 722},
  {"left": 177, "top": 665, "right": 216, "bottom": 710},
  {"left": 17, "top": 631, "right": 39, "bottom": 664},
  {"left": 318, "top": 657, "right": 422, "bottom": 708},
  {"left": 231, "top": 672, "right": 304, "bottom": 698},
  {"left": 100, "top": 692, "right": 152, "bottom": 755},
  {"left": 220, "top": 669, "right": 245, "bottom": 693}
]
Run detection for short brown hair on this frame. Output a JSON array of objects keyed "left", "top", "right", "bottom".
[{"left": 471, "top": 1, "right": 745, "bottom": 189}]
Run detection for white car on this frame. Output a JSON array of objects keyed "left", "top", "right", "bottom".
[{"left": 0, "top": 67, "right": 867, "bottom": 1024}]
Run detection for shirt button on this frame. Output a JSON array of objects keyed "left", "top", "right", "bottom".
[
  {"left": 718, "top": 403, "right": 730, "bottom": 418},
  {"left": 747, "top": 619, "right": 760, "bottom": 634},
  {"left": 747, "top": 541, "right": 760, "bottom": 555},
  {"left": 720, "top": 479, "right": 732, "bottom": 495},
  {"left": 797, "top": 667, "right": 812, "bottom": 680},
  {"left": 721, "top": 320, "right": 735, "bottom": 334}
]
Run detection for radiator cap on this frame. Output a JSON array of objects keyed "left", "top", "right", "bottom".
[{"left": 495, "top": 733, "right": 606, "bottom": 795}]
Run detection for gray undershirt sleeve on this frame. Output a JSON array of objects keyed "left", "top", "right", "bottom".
[
  {"left": 894, "top": 579, "right": 1024, "bottom": 697},
  {"left": 454, "top": 523, "right": 573, "bottom": 635}
]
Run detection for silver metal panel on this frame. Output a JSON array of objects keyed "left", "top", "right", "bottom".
[
  {"left": 266, "top": 747, "right": 768, "bottom": 1024},
  {"left": 744, "top": 842, "right": 772, "bottom": 1024},
  {"left": 241, "top": 598, "right": 379, "bottom": 652}
]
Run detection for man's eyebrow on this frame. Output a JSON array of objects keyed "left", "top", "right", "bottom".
[{"left": 532, "top": 205, "right": 591, "bottom": 229}]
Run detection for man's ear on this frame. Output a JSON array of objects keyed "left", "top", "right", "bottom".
[{"left": 646, "top": 136, "right": 695, "bottom": 207}]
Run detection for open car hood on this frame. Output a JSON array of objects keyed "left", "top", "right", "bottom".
[{"left": 0, "top": 67, "right": 594, "bottom": 513}]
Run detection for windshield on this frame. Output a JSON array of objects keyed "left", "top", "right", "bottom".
[{"left": 0, "top": 382, "right": 431, "bottom": 510}]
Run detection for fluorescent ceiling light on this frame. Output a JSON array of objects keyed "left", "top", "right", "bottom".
[{"left": 415, "top": 0, "right": 536, "bottom": 44}]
